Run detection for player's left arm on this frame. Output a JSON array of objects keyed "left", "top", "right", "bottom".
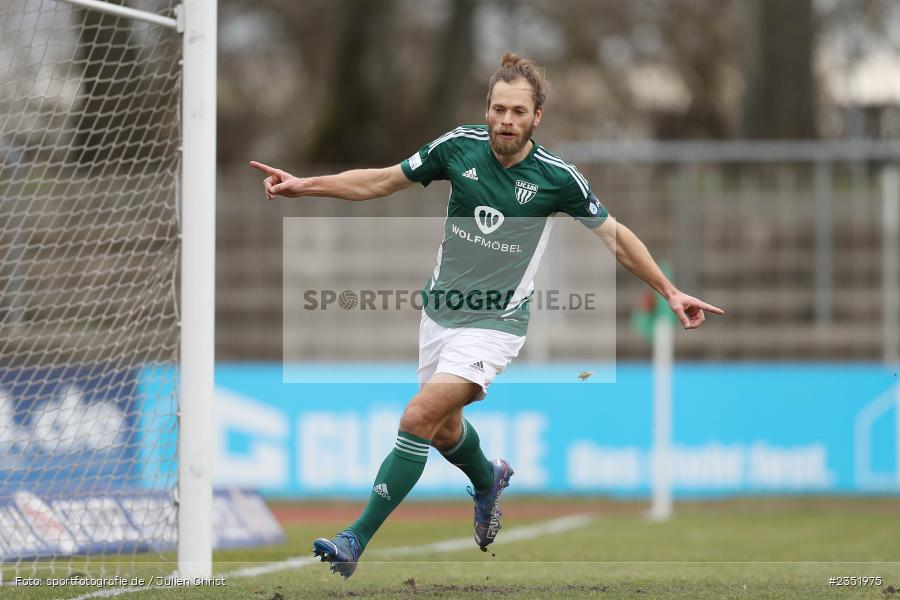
[{"left": 593, "top": 216, "right": 725, "bottom": 329}]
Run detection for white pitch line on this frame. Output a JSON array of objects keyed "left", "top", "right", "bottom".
[
  {"left": 59, "top": 514, "right": 594, "bottom": 600},
  {"left": 223, "top": 555, "right": 318, "bottom": 578},
  {"left": 372, "top": 513, "right": 593, "bottom": 558}
]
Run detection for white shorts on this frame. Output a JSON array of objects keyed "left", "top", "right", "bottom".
[{"left": 417, "top": 311, "right": 526, "bottom": 399}]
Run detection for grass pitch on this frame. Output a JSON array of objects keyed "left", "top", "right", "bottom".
[{"left": 3, "top": 498, "right": 898, "bottom": 599}]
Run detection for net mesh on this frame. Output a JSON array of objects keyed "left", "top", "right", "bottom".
[{"left": 1, "top": 0, "right": 181, "bottom": 579}]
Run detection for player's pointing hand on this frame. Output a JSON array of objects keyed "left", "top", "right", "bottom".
[
  {"left": 666, "top": 292, "right": 724, "bottom": 330},
  {"left": 249, "top": 160, "right": 308, "bottom": 200}
]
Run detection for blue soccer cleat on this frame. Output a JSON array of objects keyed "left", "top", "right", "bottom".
[
  {"left": 312, "top": 530, "right": 363, "bottom": 578},
  {"left": 468, "top": 458, "right": 514, "bottom": 551}
]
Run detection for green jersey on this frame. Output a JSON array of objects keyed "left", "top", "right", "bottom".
[{"left": 401, "top": 125, "right": 608, "bottom": 336}]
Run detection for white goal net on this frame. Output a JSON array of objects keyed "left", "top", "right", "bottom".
[{"left": 1, "top": 0, "right": 183, "bottom": 580}]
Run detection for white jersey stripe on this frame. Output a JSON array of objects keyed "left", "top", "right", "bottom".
[
  {"left": 536, "top": 154, "right": 587, "bottom": 198},
  {"left": 430, "top": 125, "right": 487, "bottom": 143},
  {"left": 536, "top": 150, "right": 590, "bottom": 190},
  {"left": 429, "top": 132, "right": 489, "bottom": 155},
  {"left": 431, "top": 128, "right": 488, "bottom": 146},
  {"left": 504, "top": 215, "right": 556, "bottom": 311},
  {"left": 427, "top": 128, "right": 465, "bottom": 150},
  {"left": 430, "top": 244, "right": 442, "bottom": 290},
  {"left": 429, "top": 126, "right": 489, "bottom": 146},
  {"left": 428, "top": 128, "right": 488, "bottom": 155},
  {"left": 428, "top": 126, "right": 474, "bottom": 146},
  {"left": 535, "top": 147, "right": 590, "bottom": 191},
  {"left": 543, "top": 154, "right": 590, "bottom": 193},
  {"left": 535, "top": 150, "right": 590, "bottom": 198},
  {"left": 431, "top": 183, "right": 452, "bottom": 288},
  {"left": 535, "top": 152, "right": 589, "bottom": 198},
  {"left": 501, "top": 286, "right": 534, "bottom": 318}
]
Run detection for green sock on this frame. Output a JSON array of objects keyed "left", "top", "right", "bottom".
[
  {"left": 439, "top": 419, "right": 494, "bottom": 491},
  {"left": 347, "top": 431, "right": 430, "bottom": 550}
]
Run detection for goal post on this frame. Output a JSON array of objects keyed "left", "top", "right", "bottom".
[
  {"left": 177, "top": 0, "right": 216, "bottom": 581},
  {"left": 0, "top": 0, "right": 215, "bottom": 580}
]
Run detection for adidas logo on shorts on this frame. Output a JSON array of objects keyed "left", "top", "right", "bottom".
[
  {"left": 462, "top": 167, "right": 478, "bottom": 181},
  {"left": 373, "top": 483, "right": 391, "bottom": 500},
  {"left": 471, "top": 360, "right": 484, "bottom": 373}
]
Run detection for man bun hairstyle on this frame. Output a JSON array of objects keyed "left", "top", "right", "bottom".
[{"left": 486, "top": 52, "right": 549, "bottom": 111}]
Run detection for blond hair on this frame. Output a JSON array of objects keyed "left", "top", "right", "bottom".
[{"left": 486, "top": 53, "right": 549, "bottom": 111}]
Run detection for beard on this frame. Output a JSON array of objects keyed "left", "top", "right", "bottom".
[{"left": 489, "top": 121, "right": 534, "bottom": 156}]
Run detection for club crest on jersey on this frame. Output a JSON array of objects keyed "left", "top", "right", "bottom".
[{"left": 515, "top": 180, "right": 539, "bottom": 204}]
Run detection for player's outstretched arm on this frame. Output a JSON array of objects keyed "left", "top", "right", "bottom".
[
  {"left": 593, "top": 216, "right": 724, "bottom": 329},
  {"left": 248, "top": 162, "right": 415, "bottom": 201}
]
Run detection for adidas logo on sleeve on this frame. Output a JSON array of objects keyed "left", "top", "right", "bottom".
[{"left": 462, "top": 167, "right": 478, "bottom": 181}]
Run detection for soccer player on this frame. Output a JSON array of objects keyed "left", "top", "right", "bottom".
[{"left": 250, "top": 53, "right": 723, "bottom": 578}]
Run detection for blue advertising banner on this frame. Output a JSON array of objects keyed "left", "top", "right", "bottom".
[
  {"left": 140, "top": 363, "right": 899, "bottom": 498},
  {"left": 0, "top": 366, "right": 140, "bottom": 493},
  {"left": 0, "top": 488, "right": 284, "bottom": 561}
]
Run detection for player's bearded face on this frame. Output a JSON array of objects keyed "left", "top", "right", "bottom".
[
  {"left": 489, "top": 118, "right": 535, "bottom": 157},
  {"left": 486, "top": 79, "right": 541, "bottom": 158}
]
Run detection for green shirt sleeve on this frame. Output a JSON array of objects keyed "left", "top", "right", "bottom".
[
  {"left": 400, "top": 131, "right": 454, "bottom": 187},
  {"left": 556, "top": 170, "right": 608, "bottom": 229}
]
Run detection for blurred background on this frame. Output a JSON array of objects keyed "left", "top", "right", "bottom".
[
  {"left": 219, "top": 0, "right": 900, "bottom": 362},
  {"left": 211, "top": 0, "right": 900, "bottom": 505},
  {"left": 2, "top": 0, "right": 900, "bottom": 575}
]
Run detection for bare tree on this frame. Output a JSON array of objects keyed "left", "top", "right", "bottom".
[
  {"left": 305, "top": 0, "right": 399, "bottom": 164},
  {"left": 741, "top": 0, "right": 817, "bottom": 139},
  {"left": 535, "top": 0, "right": 741, "bottom": 139},
  {"left": 425, "top": 0, "right": 478, "bottom": 135}
]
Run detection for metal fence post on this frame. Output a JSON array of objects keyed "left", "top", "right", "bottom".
[
  {"left": 883, "top": 166, "right": 900, "bottom": 366},
  {"left": 677, "top": 165, "right": 697, "bottom": 294},
  {"left": 814, "top": 161, "right": 833, "bottom": 327}
]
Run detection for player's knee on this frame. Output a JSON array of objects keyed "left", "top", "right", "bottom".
[
  {"left": 399, "top": 388, "right": 453, "bottom": 438},
  {"left": 398, "top": 400, "right": 440, "bottom": 439}
]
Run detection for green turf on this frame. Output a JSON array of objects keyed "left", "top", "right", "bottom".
[{"left": 3, "top": 499, "right": 899, "bottom": 599}]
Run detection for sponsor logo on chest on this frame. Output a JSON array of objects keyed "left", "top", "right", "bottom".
[
  {"left": 474, "top": 205, "right": 504, "bottom": 234},
  {"left": 515, "top": 179, "right": 539, "bottom": 204}
]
